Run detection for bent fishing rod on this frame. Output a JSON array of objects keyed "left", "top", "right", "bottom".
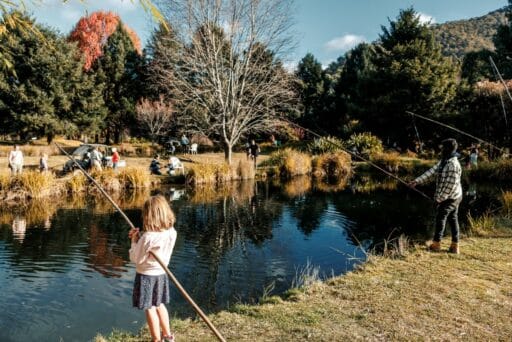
[
  {"left": 54, "top": 143, "right": 226, "bottom": 342},
  {"left": 406, "top": 111, "right": 507, "bottom": 155},
  {"left": 281, "top": 119, "right": 433, "bottom": 201}
]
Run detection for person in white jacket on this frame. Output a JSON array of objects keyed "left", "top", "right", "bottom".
[
  {"left": 9, "top": 145, "right": 24, "bottom": 175},
  {"left": 128, "top": 195, "right": 178, "bottom": 342}
]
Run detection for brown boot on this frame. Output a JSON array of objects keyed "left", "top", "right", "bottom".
[
  {"left": 429, "top": 241, "right": 441, "bottom": 252},
  {"left": 448, "top": 242, "right": 459, "bottom": 254}
]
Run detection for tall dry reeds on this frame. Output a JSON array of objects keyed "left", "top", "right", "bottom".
[
  {"left": 187, "top": 160, "right": 256, "bottom": 185},
  {"left": 501, "top": 191, "right": 512, "bottom": 217},
  {"left": 66, "top": 173, "right": 87, "bottom": 193},
  {"left": 263, "top": 148, "right": 312, "bottom": 178},
  {"left": 312, "top": 152, "right": 351, "bottom": 180},
  {"left": 16, "top": 171, "right": 59, "bottom": 198},
  {"left": 118, "top": 167, "right": 151, "bottom": 189}
]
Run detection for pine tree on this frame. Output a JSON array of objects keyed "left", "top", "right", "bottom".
[
  {"left": 94, "top": 23, "right": 143, "bottom": 144},
  {"left": 345, "top": 8, "right": 459, "bottom": 147}
]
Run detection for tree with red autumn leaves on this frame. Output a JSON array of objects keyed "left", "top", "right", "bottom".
[{"left": 69, "top": 11, "right": 142, "bottom": 70}]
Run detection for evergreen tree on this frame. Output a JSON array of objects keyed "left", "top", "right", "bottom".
[
  {"left": 345, "top": 8, "right": 459, "bottom": 148},
  {"left": 0, "top": 12, "right": 106, "bottom": 141},
  {"left": 295, "top": 53, "right": 325, "bottom": 128},
  {"left": 94, "top": 23, "right": 143, "bottom": 144}
]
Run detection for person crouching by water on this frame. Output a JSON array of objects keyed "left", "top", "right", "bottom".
[
  {"left": 9, "top": 145, "right": 24, "bottom": 175},
  {"left": 409, "top": 138, "right": 463, "bottom": 254},
  {"left": 128, "top": 195, "right": 177, "bottom": 342},
  {"left": 150, "top": 155, "right": 162, "bottom": 175}
]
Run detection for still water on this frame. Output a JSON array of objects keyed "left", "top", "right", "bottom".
[{"left": 0, "top": 176, "right": 500, "bottom": 341}]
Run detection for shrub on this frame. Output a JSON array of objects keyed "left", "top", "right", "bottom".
[
  {"left": 467, "top": 159, "right": 512, "bottom": 183},
  {"left": 262, "top": 148, "right": 312, "bottom": 178},
  {"left": 346, "top": 132, "right": 383, "bottom": 158},
  {"left": 501, "top": 191, "right": 512, "bottom": 217},
  {"left": 17, "top": 171, "right": 56, "bottom": 198},
  {"left": 90, "top": 169, "right": 121, "bottom": 192},
  {"left": 312, "top": 151, "right": 352, "bottom": 180},
  {"left": 0, "top": 172, "right": 10, "bottom": 191},
  {"left": 119, "top": 167, "right": 150, "bottom": 189},
  {"left": 307, "top": 136, "right": 345, "bottom": 155},
  {"left": 66, "top": 173, "right": 87, "bottom": 193},
  {"left": 370, "top": 152, "right": 401, "bottom": 173}
]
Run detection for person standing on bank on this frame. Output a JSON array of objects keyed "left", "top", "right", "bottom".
[
  {"left": 9, "top": 145, "right": 24, "bottom": 175},
  {"left": 111, "top": 148, "right": 120, "bottom": 170},
  {"left": 409, "top": 138, "right": 463, "bottom": 254},
  {"left": 249, "top": 140, "right": 260, "bottom": 167},
  {"left": 129, "top": 195, "right": 178, "bottom": 342}
]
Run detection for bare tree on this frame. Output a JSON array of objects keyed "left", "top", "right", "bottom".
[
  {"left": 150, "top": 0, "right": 298, "bottom": 164},
  {"left": 136, "top": 96, "right": 174, "bottom": 145}
]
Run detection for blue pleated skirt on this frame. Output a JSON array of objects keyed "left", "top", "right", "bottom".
[{"left": 132, "top": 273, "right": 170, "bottom": 310}]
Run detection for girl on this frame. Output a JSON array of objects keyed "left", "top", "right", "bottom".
[{"left": 129, "top": 195, "right": 178, "bottom": 342}]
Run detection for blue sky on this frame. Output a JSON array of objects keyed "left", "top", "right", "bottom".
[{"left": 26, "top": 0, "right": 507, "bottom": 68}]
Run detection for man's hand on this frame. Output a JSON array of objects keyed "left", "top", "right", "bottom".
[{"left": 408, "top": 181, "right": 417, "bottom": 188}]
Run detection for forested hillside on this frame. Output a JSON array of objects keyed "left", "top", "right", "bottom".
[{"left": 433, "top": 8, "right": 507, "bottom": 58}]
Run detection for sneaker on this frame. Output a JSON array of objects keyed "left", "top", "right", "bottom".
[
  {"left": 448, "top": 242, "right": 459, "bottom": 254},
  {"left": 428, "top": 241, "right": 441, "bottom": 252},
  {"left": 162, "top": 334, "right": 175, "bottom": 342}
]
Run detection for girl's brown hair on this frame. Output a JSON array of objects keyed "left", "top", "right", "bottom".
[{"left": 142, "top": 195, "right": 175, "bottom": 232}]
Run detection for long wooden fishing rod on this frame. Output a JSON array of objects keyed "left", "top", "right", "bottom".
[
  {"left": 281, "top": 119, "right": 433, "bottom": 201},
  {"left": 406, "top": 111, "right": 507, "bottom": 155},
  {"left": 54, "top": 143, "right": 227, "bottom": 342}
]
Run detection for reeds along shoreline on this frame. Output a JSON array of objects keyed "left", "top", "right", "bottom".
[{"left": 0, "top": 167, "right": 151, "bottom": 202}]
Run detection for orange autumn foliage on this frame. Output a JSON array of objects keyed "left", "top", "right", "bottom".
[{"left": 69, "top": 11, "right": 142, "bottom": 71}]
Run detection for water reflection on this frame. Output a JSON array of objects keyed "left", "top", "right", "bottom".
[{"left": 0, "top": 177, "right": 505, "bottom": 342}]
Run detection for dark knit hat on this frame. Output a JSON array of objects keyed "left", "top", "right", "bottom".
[{"left": 441, "top": 138, "right": 458, "bottom": 154}]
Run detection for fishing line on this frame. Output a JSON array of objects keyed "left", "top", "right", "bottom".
[
  {"left": 406, "top": 111, "right": 508, "bottom": 155},
  {"left": 281, "top": 119, "right": 433, "bottom": 201},
  {"left": 54, "top": 143, "right": 226, "bottom": 342},
  {"left": 489, "top": 56, "right": 509, "bottom": 128}
]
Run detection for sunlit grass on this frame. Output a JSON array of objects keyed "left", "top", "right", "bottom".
[
  {"left": 312, "top": 151, "right": 351, "bottom": 180},
  {"left": 16, "top": 171, "right": 57, "bottom": 198},
  {"left": 118, "top": 167, "right": 151, "bottom": 188}
]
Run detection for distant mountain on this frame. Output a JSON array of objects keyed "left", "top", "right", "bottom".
[{"left": 432, "top": 8, "right": 507, "bottom": 58}]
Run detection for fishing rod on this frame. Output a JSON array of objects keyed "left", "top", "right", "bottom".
[
  {"left": 54, "top": 143, "right": 226, "bottom": 342},
  {"left": 281, "top": 119, "right": 433, "bottom": 201},
  {"left": 406, "top": 111, "right": 508, "bottom": 155}
]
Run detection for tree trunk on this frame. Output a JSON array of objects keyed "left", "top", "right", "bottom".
[{"left": 224, "top": 143, "right": 233, "bottom": 165}]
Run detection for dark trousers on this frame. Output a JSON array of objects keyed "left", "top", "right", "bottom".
[{"left": 434, "top": 197, "right": 462, "bottom": 243}]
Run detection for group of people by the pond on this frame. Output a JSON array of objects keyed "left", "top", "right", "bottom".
[{"left": 149, "top": 155, "right": 184, "bottom": 176}]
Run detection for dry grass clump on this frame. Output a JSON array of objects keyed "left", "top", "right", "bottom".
[
  {"left": 66, "top": 173, "right": 87, "bottom": 193},
  {"left": 468, "top": 159, "right": 512, "bottom": 182},
  {"left": 16, "top": 171, "right": 57, "bottom": 198},
  {"left": 312, "top": 151, "right": 351, "bottom": 180},
  {"left": 118, "top": 167, "right": 150, "bottom": 189},
  {"left": 187, "top": 160, "right": 256, "bottom": 185},
  {"left": 501, "top": 191, "right": 512, "bottom": 217},
  {"left": 90, "top": 169, "right": 121, "bottom": 192},
  {"left": 467, "top": 212, "right": 512, "bottom": 238},
  {"left": 370, "top": 151, "right": 401, "bottom": 172},
  {"left": 0, "top": 172, "right": 10, "bottom": 190},
  {"left": 263, "top": 148, "right": 312, "bottom": 178}
]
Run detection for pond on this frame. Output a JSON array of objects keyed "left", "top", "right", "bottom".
[{"left": 0, "top": 175, "right": 503, "bottom": 341}]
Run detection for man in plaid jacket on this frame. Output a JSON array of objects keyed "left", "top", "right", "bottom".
[{"left": 410, "top": 138, "right": 463, "bottom": 254}]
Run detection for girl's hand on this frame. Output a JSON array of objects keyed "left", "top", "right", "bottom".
[{"left": 128, "top": 228, "right": 140, "bottom": 243}]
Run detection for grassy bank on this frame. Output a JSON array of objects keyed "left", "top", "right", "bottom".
[{"left": 98, "top": 219, "right": 512, "bottom": 341}]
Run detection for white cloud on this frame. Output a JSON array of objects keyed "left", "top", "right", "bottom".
[
  {"left": 324, "top": 34, "right": 365, "bottom": 52},
  {"left": 283, "top": 60, "right": 298, "bottom": 72},
  {"left": 417, "top": 12, "right": 436, "bottom": 25}
]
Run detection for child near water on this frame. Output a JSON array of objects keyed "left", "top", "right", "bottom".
[{"left": 129, "top": 195, "right": 178, "bottom": 342}]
